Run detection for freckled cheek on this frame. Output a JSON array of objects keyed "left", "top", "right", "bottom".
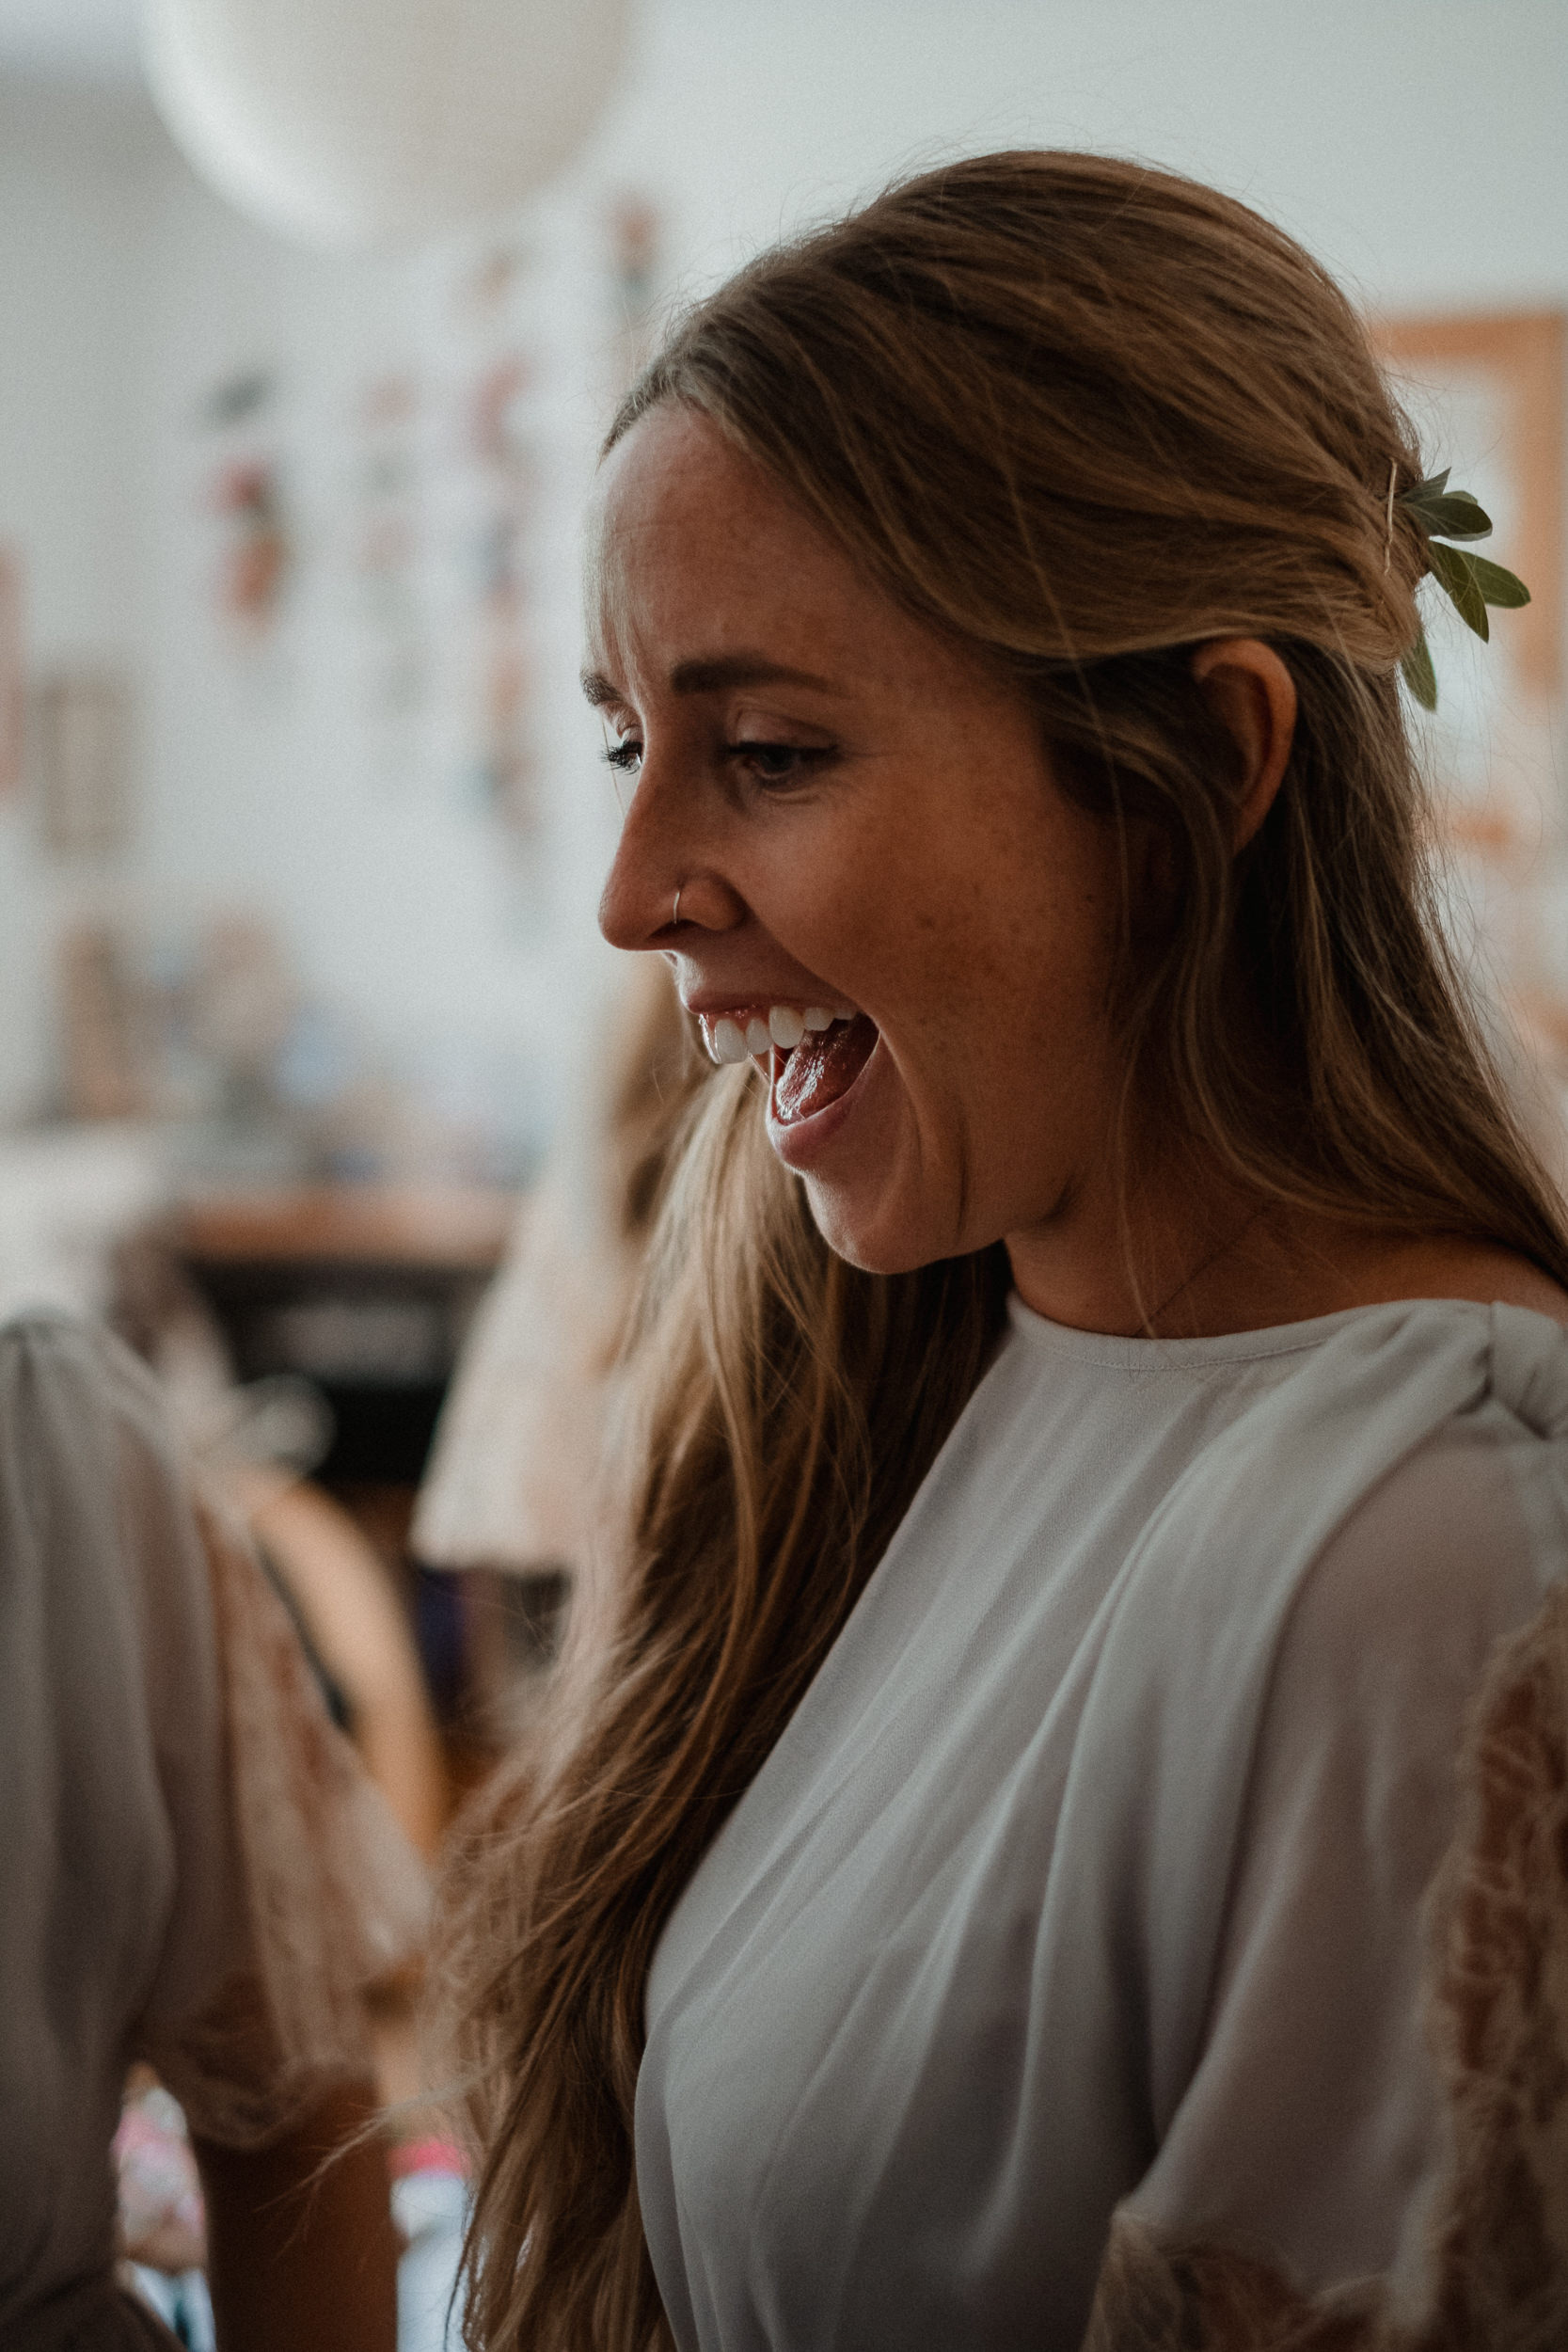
[
  {"left": 768, "top": 871, "right": 894, "bottom": 993},
  {"left": 866, "top": 959, "right": 984, "bottom": 1141}
]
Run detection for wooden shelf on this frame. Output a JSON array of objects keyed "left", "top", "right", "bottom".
[{"left": 171, "top": 1182, "right": 515, "bottom": 1273}]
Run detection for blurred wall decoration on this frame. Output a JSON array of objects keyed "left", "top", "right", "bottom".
[
  {"left": 454, "top": 253, "right": 546, "bottom": 852},
  {"left": 36, "top": 663, "right": 135, "bottom": 854},
  {"left": 139, "top": 0, "right": 632, "bottom": 248},
  {"left": 353, "top": 368, "right": 427, "bottom": 761},
  {"left": 609, "top": 194, "right": 661, "bottom": 392},
  {"left": 110, "top": 183, "right": 667, "bottom": 1184},
  {"left": 198, "top": 366, "right": 292, "bottom": 636},
  {"left": 57, "top": 920, "right": 150, "bottom": 1120}
]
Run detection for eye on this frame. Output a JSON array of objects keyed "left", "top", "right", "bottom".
[
  {"left": 727, "top": 740, "right": 831, "bottom": 787},
  {"left": 601, "top": 738, "right": 643, "bottom": 775}
]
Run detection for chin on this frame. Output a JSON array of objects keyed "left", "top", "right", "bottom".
[{"left": 800, "top": 1177, "right": 956, "bottom": 1279}]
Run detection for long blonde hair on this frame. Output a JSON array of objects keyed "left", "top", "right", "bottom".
[{"left": 439, "top": 151, "right": 1568, "bottom": 2350}]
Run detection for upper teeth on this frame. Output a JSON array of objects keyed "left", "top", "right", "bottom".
[{"left": 703, "top": 1005, "right": 852, "bottom": 1065}]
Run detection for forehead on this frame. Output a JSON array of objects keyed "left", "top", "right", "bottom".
[{"left": 586, "top": 405, "right": 883, "bottom": 679}]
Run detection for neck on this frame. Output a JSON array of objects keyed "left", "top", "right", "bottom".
[
  {"left": 1003, "top": 1136, "right": 1568, "bottom": 1341},
  {"left": 1003, "top": 1150, "right": 1345, "bottom": 1340}
]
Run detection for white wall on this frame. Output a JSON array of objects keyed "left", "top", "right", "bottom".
[
  {"left": 127, "top": 151, "right": 641, "bottom": 1165},
  {"left": 0, "top": 0, "right": 1563, "bottom": 1141},
  {"left": 0, "top": 82, "right": 157, "bottom": 1119},
  {"left": 601, "top": 0, "right": 1568, "bottom": 314},
  {"left": 131, "top": 171, "right": 579, "bottom": 1151}
]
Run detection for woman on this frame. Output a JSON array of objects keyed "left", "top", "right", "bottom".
[
  {"left": 443, "top": 153, "right": 1568, "bottom": 2349},
  {"left": 0, "top": 1311, "right": 426, "bottom": 2348}
]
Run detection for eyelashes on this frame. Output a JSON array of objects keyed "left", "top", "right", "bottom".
[
  {"left": 733, "top": 742, "right": 832, "bottom": 786},
  {"left": 599, "top": 739, "right": 832, "bottom": 787}
]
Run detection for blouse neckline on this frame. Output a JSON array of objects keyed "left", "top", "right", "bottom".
[{"left": 1005, "top": 1292, "right": 1485, "bottom": 1373}]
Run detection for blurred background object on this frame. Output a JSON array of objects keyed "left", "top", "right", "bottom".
[
  {"left": 1370, "top": 307, "right": 1568, "bottom": 1195},
  {"left": 141, "top": 0, "right": 632, "bottom": 250},
  {"left": 415, "top": 956, "right": 705, "bottom": 1754},
  {"left": 115, "top": 2070, "right": 215, "bottom": 2348},
  {"left": 37, "top": 663, "right": 135, "bottom": 854},
  {"left": 0, "top": 548, "right": 24, "bottom": 798}
]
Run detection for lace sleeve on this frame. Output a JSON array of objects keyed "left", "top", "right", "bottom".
[{"left": 141, "top": 1494, "right": 430, "bottom": 2150}]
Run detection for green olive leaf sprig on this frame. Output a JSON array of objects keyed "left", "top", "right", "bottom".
[{"left": 1396, "top": 469, "right": 1530, "bottom": 710}]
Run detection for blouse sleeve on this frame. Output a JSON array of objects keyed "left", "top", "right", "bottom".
[
  {"left": 143, "top": 1490, "right": 432, "bottom": 2148},
  {"left": 1085, "top": 1407, "right": 1568, "bottom": 2348},
  {"left": 0, "top": 1313, "right": 428, "bottom": 2158}
]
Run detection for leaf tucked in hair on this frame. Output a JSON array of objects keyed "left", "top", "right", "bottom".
[
  {"left": 1392, "top": 468, "right": 1529, "bottom": 704},
  {"left": 1400, "top": 624, "right": 1438, "bottom": 710},
  {"left": 1398, "top": 471, "right": 1495, "bottom": 543},
  {"left": 1466, "top": 553, "right": 1531, "bottom": 611},
  {"left": 1428, "top": 539, "right": 1490, "bottom": 640}
]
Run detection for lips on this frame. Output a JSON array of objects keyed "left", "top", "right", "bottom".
[{"left": 769, "top": 1012, "right": 879, "bottom": 1125}]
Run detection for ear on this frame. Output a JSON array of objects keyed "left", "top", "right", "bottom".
[{"left": 1190, "top": 638, "right": 1297, "bottom": 851}]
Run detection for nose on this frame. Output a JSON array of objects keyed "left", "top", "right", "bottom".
[{"left": 598, "top": 774, "right": 746, "bottom": 951}]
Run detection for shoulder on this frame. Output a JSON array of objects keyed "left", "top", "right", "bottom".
[
  {"left": 0, "top": 1310, "right": 182, "bottom": 1485},
  {"left": 1473, "top": 1251, "right": 1568, "bottom": 1325},
  {"left": 1139, "top": 1296, "right": 1568, "bottom": 1786},
  {"left": 1286, "top": 1417, "right": 1552, "bottom": 1696},
  {"left": 0, "top": 1311, "right": 208, "bottom": 1659},
  {"left": 0, "top": 1306, "right": 168, "bottom": 1429},
  {"left": 1334, "top": 1234, "right": 1568, "bottom": 1327},
  {"left": 1264, "top": 1310, "right": 1568, "bottom": 1773}
]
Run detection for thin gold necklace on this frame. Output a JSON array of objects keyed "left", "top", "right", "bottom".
[{"left": 1138, "top": 1206, "right": 1267, "bottom": 1337}]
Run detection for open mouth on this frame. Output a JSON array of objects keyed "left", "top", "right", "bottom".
[
  {"left": 696, "top": 1004, "right": 879, "bottom": 1128},
  {"left": 769, "top": 1013, "right": 878, "bottom": 1125}
]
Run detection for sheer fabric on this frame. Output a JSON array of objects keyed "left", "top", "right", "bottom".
[{"left": 0, "top": 1314, "right": 427, "bottom": 2350}]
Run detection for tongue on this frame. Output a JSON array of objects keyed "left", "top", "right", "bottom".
[{"left": 771, "top": 1015, "right": 878, "bottom": 1124}]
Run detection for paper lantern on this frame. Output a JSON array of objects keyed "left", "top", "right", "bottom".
[{"left": 140, "top": 0, "right": 631, "bottom": 249}]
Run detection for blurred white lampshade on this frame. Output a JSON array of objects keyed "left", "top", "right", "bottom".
[{"left": 140, "top": 0, "right": 631, "bottom": 249}]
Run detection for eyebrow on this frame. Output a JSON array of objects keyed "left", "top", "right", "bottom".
[{"left": 580, "top": 654, "right": 843, "bottom": 707}]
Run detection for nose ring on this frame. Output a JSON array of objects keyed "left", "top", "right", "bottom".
[{"left": 673, "top": 885, "right": 684, "bottom": 929}]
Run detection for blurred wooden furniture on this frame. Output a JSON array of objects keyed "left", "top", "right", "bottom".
[
  {"left": 174, "top": 1182, "right": 517, "bottom": 1785},
  {"left": 172, "top": 1183, "right": 514, "bottom": 1487}
]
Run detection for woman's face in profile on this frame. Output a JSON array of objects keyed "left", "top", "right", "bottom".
[{"left": 588, "top": 403, "right": 1130, "bottom": 1276}]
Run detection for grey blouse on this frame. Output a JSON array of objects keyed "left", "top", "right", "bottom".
[{"left": 636, "top": 1297, "right": 1568, "bottom": 2350}]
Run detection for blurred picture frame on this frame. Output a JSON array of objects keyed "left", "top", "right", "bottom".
[
  {"left": 56, "top": 920, "right": 151, "bottom": 1120},
  {"left": 36, "top": 665, "right": 135, "bottom": 858}
]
